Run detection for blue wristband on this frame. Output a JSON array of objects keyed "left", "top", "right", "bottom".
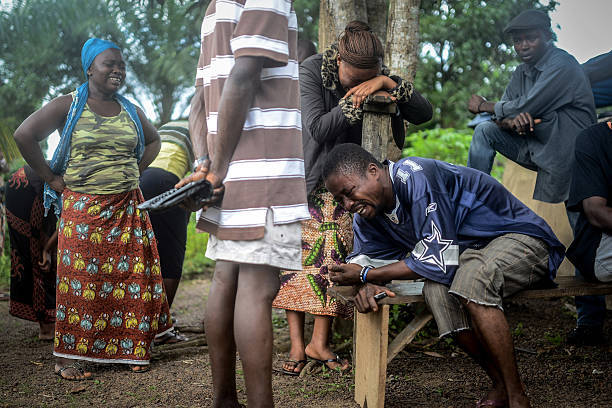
[
  {"left": 363, "top": 266, "right": 371, "bottom": 283},
  {"left": 360, "top": 265, "right": 373, "bottom": 283}
]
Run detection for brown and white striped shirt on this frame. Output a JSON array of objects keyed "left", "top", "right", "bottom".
[{"left": 195, "top": 0, "right": 309, "bottom": 240}]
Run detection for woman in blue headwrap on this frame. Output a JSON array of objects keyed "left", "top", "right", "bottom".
[{"left": 14, "top": 38, "right": 172, "bottom": 380}]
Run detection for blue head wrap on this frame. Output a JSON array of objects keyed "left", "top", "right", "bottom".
[
  {"left": 43, "top": 38, "right": 145, "bottom": 215},
  {"left": 81, "top": 38, "right": 120, "bottom": 78}
]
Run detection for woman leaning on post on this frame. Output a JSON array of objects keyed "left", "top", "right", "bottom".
[{"left": 272, "top": 20, "right": 433, "bottom": 375}]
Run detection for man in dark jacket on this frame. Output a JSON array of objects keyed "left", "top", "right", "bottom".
[{"left": 467, "top": 9, "right": 596, "bottom": 204}]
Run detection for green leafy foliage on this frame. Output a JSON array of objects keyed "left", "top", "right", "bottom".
[
  {"left": 403, "top": 127, "right": 473, "bottom": 165},
  {"left": 294, "top": 0, "right": 319, "bottom": 44},
  {"left": 403, "top": 127, "right": 506, "bottom": 180},
  {"left": 0, "top": 0, "right": 122, "bottom": 159},
  {"left": 108, "top": 0, "right": 207, "bottom": 124}
]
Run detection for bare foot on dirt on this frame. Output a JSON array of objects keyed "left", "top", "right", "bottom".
[
  {"left": 38, "top": 322, "right": 54, "bottom": 341},
  {"left": 54, "top": 358, "right": 92, "bottom": 381},
  {"left": 304, "top": 343, "right": 349, "bottom": 371},
  {"left": 476, "top": 383, "right": 508, "bottom": 407}
]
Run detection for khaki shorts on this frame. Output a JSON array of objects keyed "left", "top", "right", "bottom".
[
  {"left": 595, "top": 232, "right": 612, "bottom": 282},
  {"left": 422, "top": 233, "right": 549, "bottom": 337},
  {"left": 206, "top": 209, "right": 302, "bottom": 271}
]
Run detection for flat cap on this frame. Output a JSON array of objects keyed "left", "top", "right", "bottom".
[{"left": 504, "top": 9, "right": 551, "bottom": 34}]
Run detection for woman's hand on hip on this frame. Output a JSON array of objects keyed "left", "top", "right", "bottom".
[{"left": 46, "top": 174, "right": 65, "bottom": 193}]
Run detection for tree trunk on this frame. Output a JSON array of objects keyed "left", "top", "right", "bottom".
[
  {"left": 366, "top": 0, "right": 388, "bottom": 45},
  {"left": 385, "top": 0, "right": 420, "bottom": 82},
  {"left": 318, "top": 0, "right": 367, "bottom": 50},
  {"left": 158, "top": 90, "right": 175, "bottom": 125}
]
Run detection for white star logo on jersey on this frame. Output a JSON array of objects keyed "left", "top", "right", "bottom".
[{"left": 416, "top": 221, "right": 453, "bottom": 273}]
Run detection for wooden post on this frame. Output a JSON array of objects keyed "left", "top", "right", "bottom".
[
  {"left": 352, "top": 96, "right": 399, "bottom": 408},
  {"left": 354, "top": 305, "right": 389, "bottom": 408},
  {"left": 361, "top": 95, "right": 401, "bottom": 162}
]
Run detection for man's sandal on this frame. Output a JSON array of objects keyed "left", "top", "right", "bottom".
[
  {"left": 281, "top": 359, "right": 307, "bottom": 376},
  {"left": 54, "top": 363, "right": 92, "bottom": 381},
  {"left": 154, "top": 328, "right": 189, "bottom": 345}
]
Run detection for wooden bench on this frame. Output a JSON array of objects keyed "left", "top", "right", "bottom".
[{"left": 329, "top": 276, "right": 612, "bottom": 408}]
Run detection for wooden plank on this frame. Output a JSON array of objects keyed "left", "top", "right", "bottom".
[
  {"left": 513, "top": 276, "right": 612, "bottom": 299},
  {"left": 386, "top": 309, "right": 433, "bottom": 364},
  {"left": 354, "top": 305, "right": 389, "bottom": 408},
  {"left": 329, "top": 283, "right": 425, "bottom": 305},
  {"left": 330, "top": 277, "right": 612, "bottom": 305}
]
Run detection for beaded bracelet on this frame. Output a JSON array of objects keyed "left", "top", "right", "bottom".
[{"left": 359, "top": 265, "right": 374, "bottom": 283}]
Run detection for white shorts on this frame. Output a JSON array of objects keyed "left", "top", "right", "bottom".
[{"left": 205, "top": 209, "right": 303, "bottom": 271}]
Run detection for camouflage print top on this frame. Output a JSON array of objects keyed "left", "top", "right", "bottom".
[{"left": 64, "top": 103, "right": 140, "bottom": 194}]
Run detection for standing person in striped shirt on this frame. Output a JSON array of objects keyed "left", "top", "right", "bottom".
[{"left": 177, "top": 1, "right": 309, "bottom": 406}]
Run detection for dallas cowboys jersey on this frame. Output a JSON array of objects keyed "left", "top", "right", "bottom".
[{"left": 349, "top": 158, "right": 565, "bottom": 286}]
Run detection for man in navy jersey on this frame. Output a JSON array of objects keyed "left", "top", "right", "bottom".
[{"left": 324, "top": 144, "right": 564, "bottom": 408}]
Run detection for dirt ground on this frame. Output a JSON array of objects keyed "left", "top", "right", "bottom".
[{"left": 1, "top": 276, "right": 610, "bottom": 408}]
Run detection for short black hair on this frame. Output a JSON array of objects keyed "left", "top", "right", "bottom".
[{"left": 322, "top": 143, "right": 383, "bottom": 181}]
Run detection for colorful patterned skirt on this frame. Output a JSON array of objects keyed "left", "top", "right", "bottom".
[
  {"left": 7, "top": 167, "right": 57, "bottom": 324},
  {"left": 53, "top": 188, "right": 172, "bottom": 365},
  {"left": 273, "top": 185, "right": 353, "bottom": 318}
]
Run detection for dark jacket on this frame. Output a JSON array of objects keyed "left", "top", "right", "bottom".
[{"left": 300, "top": 54, "right": 433, "bottom": 193}]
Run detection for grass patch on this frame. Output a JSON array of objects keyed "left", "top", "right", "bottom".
[
  {"left": 544, "top": 330, "right": 563, "bottom": 346},
  {"left": 183, "top": 213, "right": 215, "bottom": 279}
]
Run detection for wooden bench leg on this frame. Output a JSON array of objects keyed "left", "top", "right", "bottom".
[
  {"left": 387, "top": 309, "right": 433, "bottom": 364},
  {"left": 354, "top": 305, "right": 389, "bottom": 408}
]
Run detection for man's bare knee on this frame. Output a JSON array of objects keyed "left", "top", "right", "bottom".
[
  {"left": 238, "top": 264, "right": 280, "bottom": 303},
  {"left": 212, "top": 261, "right": 239, "bottom": 285}
]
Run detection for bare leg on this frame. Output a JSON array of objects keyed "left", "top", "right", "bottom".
[
  {"left": 205, "top": 261, "right": 241, "bottom": 408},
  {"left": 283, "top": 310, "right": 306, "bottom": 374},
  {"left": 464, "top": 302, "right": 529, "bottom": 408},
  {"left": 163, "top": 278, "right": 180, "bottom": 309},
  {"left": 304, "top": 315, "right": 349, "bottom": 370},
  {"left": 39, "top": 321, "right": 54, "bottom": 340},
  {"left": 234, "top": 263, "right": 280, "bottom": 408},
  {"left": 454, "top": 330, "right": 507, "bottom": 403}
]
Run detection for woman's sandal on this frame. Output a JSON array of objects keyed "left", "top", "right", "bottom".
[
  {"left": 306, "top": 354, "right": 350, "bottom": 372},
  {"left": 281, "top": 359, "right": 307, "bottom": 376},
  {"left": 130, "top": 365, "right": 150, "bottom": 373},
  {"left": 54, "top": 363, "right": 92, "bottom": 381}
]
